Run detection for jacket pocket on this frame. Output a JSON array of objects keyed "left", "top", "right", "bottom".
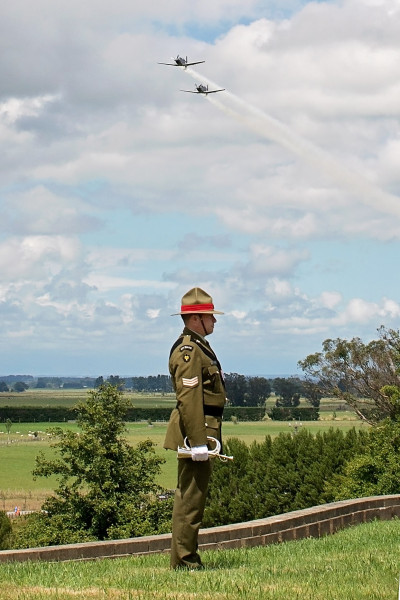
[{"left": 204, "top": 364, "right": 222, "bottom": 393}]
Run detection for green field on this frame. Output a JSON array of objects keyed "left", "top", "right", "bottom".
[
  {"left": 0, "top": 519, "right": 398, "bottom": 599},
  {"left": 0, "top": 389, "right": 364, "bottom": 511},
  {"left": 0, "top": 418, "right": 368, "bottom": 512},
  {"left": 0, "top": 388, "right": 350, "bottom": 412},
  {"left": 0, "top": 389, "right": 177, "bottom": 408}
]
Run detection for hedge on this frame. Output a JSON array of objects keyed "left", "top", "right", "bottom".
[
  {"left": 268, "top": 406, "right": 319, "bottom": 421},
  {"left": 0, "top": 405, "right": 319, "bottom": 423}
]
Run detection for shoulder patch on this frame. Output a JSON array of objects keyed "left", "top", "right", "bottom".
[{"left": 180, "top": 345, "right": 193, "bottom": 352}]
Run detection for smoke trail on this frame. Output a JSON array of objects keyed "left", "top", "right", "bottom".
[{"left": 184, "top": 67, "right": 400, "bottom": 218}]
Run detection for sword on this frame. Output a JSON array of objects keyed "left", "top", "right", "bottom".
[{"left": 177, "top": 436, "right": 234, "bottom": 462}]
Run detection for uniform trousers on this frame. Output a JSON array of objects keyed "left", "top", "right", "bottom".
[{"left": 170, "top": 458, "right": 212, "bottom": 569}]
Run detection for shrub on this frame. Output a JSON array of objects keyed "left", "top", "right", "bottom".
[
  {"left": 0, "top": 511, "right": 12, "bottom": 550},
  {"left": 204, "top": 427, "right": 366, "bottom": 527},
  {"left": 328, "top": 418, "right": 400, "bottom": 500}
]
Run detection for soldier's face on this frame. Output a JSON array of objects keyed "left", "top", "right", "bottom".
[{"left": 201, "top": 314, "right": 216, "bottom": 336}]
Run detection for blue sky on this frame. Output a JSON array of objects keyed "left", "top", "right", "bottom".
[{"left": 1, "top": 0, "right": 400, "bottom": 378}]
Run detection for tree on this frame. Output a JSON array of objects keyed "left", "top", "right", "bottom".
[
  {"left": 13, "top": 384, "right": 171, "bottom": 548},
  {"left": 301, "top": 380, "right": 322, "bottom": 408},
  {"left": 13, "top": 381, "right": 28, "bottom": 392},
  {"left": 225, "top": 373, "right": 248, "bottom": 406},
  {"left": 0, "top": 382, "right": 9, "bottom": 392},
  {"left": 246, "top": 377, "right": 271, "bottom": 407},
  {"left": 298, "top": 327, "right": 400, "bottom": 424},
  {"left": 272, "top": 377, "right": 302, "bottom": 407},
  {"left": 35, "top": 377, "right": 62, "bottom": 389},
  {"left": 94, "top": 376, "right": 104, "bottom": 388},
  {"left": 106, "top": 375, "right": 125, "bottom": 389},
  {"left": 225, "top": 374, "right": 271, "bottom": 407}
]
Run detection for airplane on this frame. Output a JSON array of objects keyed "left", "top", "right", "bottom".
[
  {"left": 180, "top": 83, "right": 225, "bottom": 95},
  {"left": 158, "top": 55, "right": 205, "bottom": 69}
]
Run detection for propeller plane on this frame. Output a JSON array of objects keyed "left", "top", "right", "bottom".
[
  {"left": 158, "top": 55, "right": 205, "bottom": 69},
  {"left": 180, "top": 83, "right": 225, "bottom": 96}
]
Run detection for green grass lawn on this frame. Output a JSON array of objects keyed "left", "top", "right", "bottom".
[
  {"left": 0, "top": 419, "right": 368, "bottom": 511},
  {"left": 0, "top": 389, "right": 177, "bottom": 408},
  {"left": 0, "top": 518, "right": 398, "bottom": 599}
]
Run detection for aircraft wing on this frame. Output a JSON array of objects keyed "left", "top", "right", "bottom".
[
  {"left": 157, "top": 60, "right": 205, "bottom": 67},
  {"left": 185, "top": 61, "right": 205, "bottom": 66},
  {"left": 180, "top": 88, "right": 225, "bottom": 94}
]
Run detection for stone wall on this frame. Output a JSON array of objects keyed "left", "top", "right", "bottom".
[{"left": 1, "top": 494, "right": 399, "bottom": 563}]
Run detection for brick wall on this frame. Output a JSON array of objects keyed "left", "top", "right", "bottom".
[{"left": 1, "top": 494, "right": 399, "bottom": 563}]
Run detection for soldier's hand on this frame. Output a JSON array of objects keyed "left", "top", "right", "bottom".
[{"left": 191, "top": 445, "right": 209, "bottom": 461}]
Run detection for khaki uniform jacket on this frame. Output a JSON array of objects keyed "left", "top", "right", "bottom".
[{"left": 164, "top": 327, "right": 226, "bottom": 451}]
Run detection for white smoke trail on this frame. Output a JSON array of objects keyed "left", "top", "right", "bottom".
[{"left": 184, "top": 67, "right": 400, "bottom": 218}]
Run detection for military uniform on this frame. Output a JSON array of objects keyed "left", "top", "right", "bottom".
[{"left": 164, "top": 288, "right": 226, "bottom": 570}]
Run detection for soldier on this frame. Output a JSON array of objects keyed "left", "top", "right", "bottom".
[{"left": 164, "top": 287, "right": 227, "bottom": 570}]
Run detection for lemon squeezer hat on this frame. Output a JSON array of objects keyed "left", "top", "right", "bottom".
[{"left": 172, "top": 287, "right": 224, "bottom": 316}]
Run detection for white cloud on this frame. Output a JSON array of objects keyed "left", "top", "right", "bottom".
[
  {"left": 0, "top": 0, "right": 400, "bottom": 375},
  {"left": 83, "top": 274, "right": 172, "bottom": 292},
  {"left": 0, "top": 95, "right": 59, "bottom": 124},
  {"left": 319, "top": 291, "right": 342, "bottom": 310},
  {"left": 342, "top": 298, "right": 380, "bottom": 324},
  {"left": 0, "top": 236, "right": 81, "bottom": 280},
  {"left": 2, "top": 186, "right": 100, "bottom": 235},
  {"left": 268, "top": 295, "right": 400, "bottom": 337},
  {"left": 240, "top": 245, "right": 310, "bottom": 278},
  {"left": 265, "top": 278, "right": 293, "bottom": 299}
]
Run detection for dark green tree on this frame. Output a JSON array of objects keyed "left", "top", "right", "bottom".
[
  {"left": 106, "top": 375, "right": 125, "bottom": 390},
  {"left": 94, "top": 376, "right": 104, "bottom": 388},
  {"left": 13, "top": 384, "right": 170, "bottom": 548},
  {"left": 273, "top": 377, "right": 302, "bottom": 407},
  {"left": 225, "top": 373, "right": 248, "bottom": 406},
  {"left": 0, "top": 382, "right": 9, "bottom": 392},
  {"left": 246, "top": 377, "right": 272, "bottom": 407},
  {"left": 13, "top": 381, "right": 28, "bottom": 392},
  {"left": 301, "top": 380, "right": 322, "bottom": 408},
  {"left": 35, "top": 377, "right": 62, "bottom": 389}
]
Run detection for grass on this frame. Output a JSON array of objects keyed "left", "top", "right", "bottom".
[
  {"left": 0, "top": 389, "right": 177, "bottom": 408},
  {"left": 0, "top": 519, "right": 398, "bottom": 599},
  {"left": 0, "top": 388, "right": 350, "bottom": 411},
  {"left": 0, "top": 419, "right": 368, "bottom": 511}
]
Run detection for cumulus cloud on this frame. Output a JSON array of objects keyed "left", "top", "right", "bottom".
[
  {"left": 2, "top": 186, "right": 100, "bottom": 235},
  {"left": 0, "top": 236, "right": 81, "bottom": 281},
  {"left": 239, "top": 244, "right": 310, "bottom": 278},
  {"left": 1, "top": 0, "right": 400, "bottom": 375}
]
